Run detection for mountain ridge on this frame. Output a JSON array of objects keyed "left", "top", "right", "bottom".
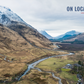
[
  {"left": 54, "top": 30, "right": 81, "bottom": 41},
  {"left": 0, "top": 6, "right": 36, "bottom": 30},
  {"left": 64, "top": 33, "right": 84, "bottom": 43},
  {"left": 0, "top": 6, "right": 52, "bottom": 53}
]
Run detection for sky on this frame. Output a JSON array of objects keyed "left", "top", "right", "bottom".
[{"left": 0, "top": 0, "right": 84, "bottom": 37}]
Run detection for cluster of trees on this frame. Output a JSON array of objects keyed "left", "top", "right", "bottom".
[
  {"left": 49, "top": 39, "right": 60, "bottom": 42},
  {"left": 62, "top": 39, "right": 84, "bottom": 44},
  {"left": 71, "top": 39, "right": 84, "bottom": 44},
  {"left": 78, "top": 60, "right": 83, "bottom": 66},
  {"left": 70, "top": 60, "right": 84, "bottom": 77}
]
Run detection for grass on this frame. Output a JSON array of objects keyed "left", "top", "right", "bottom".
[
  {"left": 36, "top": 56, "right": 78, "bottom": 83},
  {"left": 61, "top": 68, "right": 71, "bottom": 72},
  {"left": 60, "top": 68, "right": 78, "bottom": 84},
  {"left": 36, "top": 57, "right": 76, "bottom": 71},
  {"left": 0, "top": 61, "right": 27, "bottom": 81},
  {"left": 4, "top": 47, "right": 68, "bottom": 63},
  {"left": 59, "top": 71, "right": 78, "bottom": 81}
]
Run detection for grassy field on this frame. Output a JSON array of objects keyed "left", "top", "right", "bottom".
[
  {"left": 36, "top": 56, "right": 78, "bottom": 84},
  {"left": 36, "top": 57, "right": 76, "bottom": 71},
  {"left": 0, "top": 46, "right": 68, "bottom": 83}
]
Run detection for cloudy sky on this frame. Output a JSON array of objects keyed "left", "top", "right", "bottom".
[{"left": 0, "top": 0, "right": 84, "bottom": 37}]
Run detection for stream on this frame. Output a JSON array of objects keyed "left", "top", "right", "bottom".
[{"left": 18, "top": 51, "right": 74, "bottom": 84}]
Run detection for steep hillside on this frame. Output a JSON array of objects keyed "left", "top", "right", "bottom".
[
  {"left": 7, "top": 22, "right": 51, "bottom": 48},
  {"left": 0, "top": 6, "right": 51, "bottom": 50},
  {"left": 0, "top": 6, "right": 33, "bottom": 29},
  {"left": 0, "top": 24, "right": 32, "bottom": 53},
  {"left": 0, "top": 23, "right": 51, "bottom": 53}
]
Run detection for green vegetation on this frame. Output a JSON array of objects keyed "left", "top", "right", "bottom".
[
  {"left": 78, "top": 60, "right": 82, "bottom": 65},
  {"left": 61, "top": 68, "right": 71, "bottom": 72},
  {"left": 49, "top": 39, "right": 60, "bottom": 42},
  {"left": 70, "top": 60, "right": 84, "bottom": 77},
  {"left": 71, "top": 39, "right": 84, "bottom": 44},
  {"left": 36, "top": 57, "right": 78, "bottom": 83},
  {"left": 36, "top": 57, "right": 76, "bottom": 71},
  {"left": 78, "top": 60, "right": 83, "bottom": 66},
  {"left": 63, "top": 40, "right": 84, "bottom": 44},
  {"left": 59, "top": 71, "right": 78, "bottom": 81}
]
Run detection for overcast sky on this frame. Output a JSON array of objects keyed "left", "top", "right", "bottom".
[{"left": 0, "top": 0, "right": 84, "bottom": 37}]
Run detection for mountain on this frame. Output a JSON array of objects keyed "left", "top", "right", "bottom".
[
  {"left": 65, "top": 30, "right": 80, "bottom": 35},
  {"left": 64, "top": 33, "right": 84, "bottom": 43},
  {"left": 54, "top": 34, "right": 64, "bottom": 39},
  {"left": 0, "top": 6, "right": 51, "bottom": 53},
  {"left": 39, "top": 31, "right": 53, "bottom": 39},
  {"left": 0, "top": 24, "right": 32, "bottom": 53},
  {"left": 8, "top": 23, "right": 51, "bottom": 48},
  {"left": 0, "top": 6, "right": 36, "bottom": 30},
  {"left": 55, "top": 30, "right": 81, "bottom": 41}
]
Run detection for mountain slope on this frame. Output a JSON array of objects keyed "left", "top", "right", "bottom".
[
  {"left": 54, "top": 34, "right": 64, "bottom": 39},
  {"left": 0, "top": 6, "right": 35, "bottom": 29},
  {"left": 55, "top": 30, "right": 81, "bottom": 40},
  {"left": 0, "top": 24, "right": 32, "bottom": 53},
  {"left": 0, "top": 6, "right": 25, "bottom": 25},
  {"left": 65, "top": 30, "right": 80, "bottom": 35},
  {"left": 0, "top": 6, "right": 51, "bottom": 51},
  {"left": 8, "top": 23, "right": 51, "bottom": 48},
  {"left": 64, "top": 33, "right": 84, "bottom": 42},
  {"left": 39, "top": 31, "right": 53, "bottom": 39}
]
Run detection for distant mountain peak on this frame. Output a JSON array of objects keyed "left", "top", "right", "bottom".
[
  {"left": 65, "top": 30, "right": 80, "bottom": 35},
  {"left": 0, "top": 6, "right": 11, "bottom": 12},
  {"left": 39, "top": 30, "right": 53, "bottom": 39},
  {"left": 0, "top": 6, "right": 24, "bottom": 25},
  {"left": 54, "top": 30, "right": 81, "bottom": 40},
  {"left": 0, "top": 5, "right": 35, "bottom": 30}
]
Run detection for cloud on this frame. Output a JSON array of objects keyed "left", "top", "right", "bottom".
[{"left": 0, "top": 0, "right": 84, "bottom": 36}]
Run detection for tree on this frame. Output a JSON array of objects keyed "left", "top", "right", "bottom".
[{"left": 78, "top": 60, "right": 81, "bottom": 65}]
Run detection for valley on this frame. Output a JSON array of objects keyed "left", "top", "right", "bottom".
[
  {"left": 4, "top": 43, "right": 84, "bottom": 84},
  {"left": 0, "top": 5, "right": 84, "bottom": 84},
  {"left": 0, "top": 44, "right": 69, "bottom": 84}
]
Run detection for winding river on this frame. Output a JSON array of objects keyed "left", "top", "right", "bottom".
[{"left": 17, "top": 45, "right": 74, "bottom": 84}]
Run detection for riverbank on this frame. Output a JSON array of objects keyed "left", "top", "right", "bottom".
[
  {"left": 36, "top": 55, "right": 78, "bottom": 84},
  {"left": 13, "top": 44, "right": 84, "bottom": 84},
  {"left": 0, "top": 44, "right": 68, "bottom": 83},
  {"left": 26, "top": 51, "right": 68, "bottom": 64},
  {"left": 12, "top": 45, "right": 73, "bottom": 84},
  {"left": 11, "top": 53, "right": 73, "bottom": 84}
]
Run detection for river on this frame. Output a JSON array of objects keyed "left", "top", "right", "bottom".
[{"left": 17, "top": 45, "right": 74, "bottom": 84}]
